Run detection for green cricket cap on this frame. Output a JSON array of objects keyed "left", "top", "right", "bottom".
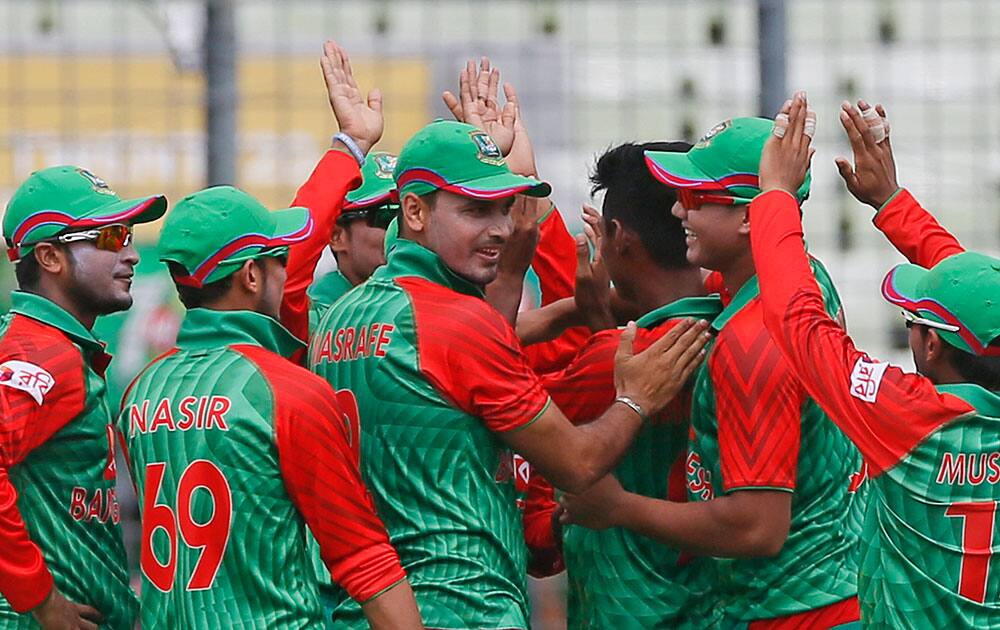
[
  {"left": 882, "top": 251, "right": 1000, "bottom": 356},
  {"left": 394, "top": 120, "right": 551, "bottom": 200},
  {"left": 3, "top": 165, "right": 167, "bottom": 261},
  {"left": 345, "top": 151, "right": 398, "bottom": 210},
  {"left": 158, "top": 185, "right": 312, "bottom": 288},
  {"left": 644, "top": 117, "right": 811, "bottom": 201}
]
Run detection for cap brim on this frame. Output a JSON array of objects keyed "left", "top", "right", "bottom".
[
  {"left": 881, "top": 263, "right": 928, "bottom": 311},
  {"left": 644, "top": 151, "right": 720, "bottom": 190},
  {"left": 268, "top": 206, "right": 314, "bottom": 246},
  {"left": 345, "top": 191, "right": 395, "bottom": 210},
  {"left": 77, "top": 194, "right": 168, "bottom": 228},
  {"left": 444, "top": 172, "right": 551, "bottom": 199}
]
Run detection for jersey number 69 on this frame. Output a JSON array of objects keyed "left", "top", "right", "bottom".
[{"left": 140, "top": 460, "right": 233, "bottom": 592}]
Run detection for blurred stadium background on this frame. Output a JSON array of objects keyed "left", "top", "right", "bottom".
[{"left": 2, "top": 1, "right": 999, "bottom": 627}]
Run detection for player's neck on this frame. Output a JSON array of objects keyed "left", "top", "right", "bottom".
[
  {"left": 633, "top": 266, "right": 706, "bottom": 314},
  {"left": 34, "top": 280, "right": 98, "bottom": 330},
  {"left": 719, "top": 250, "right": 756, "bottom": 299}
]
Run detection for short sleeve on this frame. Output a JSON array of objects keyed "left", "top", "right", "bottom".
[{"left": 400, "top": 278, "right": 551, "bottom": 433}]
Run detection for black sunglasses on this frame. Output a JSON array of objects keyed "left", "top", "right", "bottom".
[{"left": 337, "top": 203, "right": 398, "bottom": 230}]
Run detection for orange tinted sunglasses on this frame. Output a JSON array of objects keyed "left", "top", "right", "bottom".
[{"left": 54, "top": 224, "right": 133, "bottom": 252}]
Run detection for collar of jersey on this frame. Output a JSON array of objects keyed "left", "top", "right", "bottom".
[
  {"left": 308, "top": 269, "right": 354, "bottom": 306},
  {"left": 936, "top": 383, "right": 1000, "bottom": 417},
  {"left": 710, "top": 275, "right": 760, "bottom": 332},
  {"left": 9, "top": 290, "right": 107, "bottom": 354},
  {"left": 636, "top": 296, "right": 724, "bottom": 329},
  {"left": 379, "top": 238, "right": 485, "bottom": 298},
  {"left": 176, "top": 308, "right": 304, "bottom": 358}
]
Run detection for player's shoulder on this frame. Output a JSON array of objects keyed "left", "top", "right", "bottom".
[
  {"left": 396, "top": 276, "right": 512, "bottom": 341},
  {"left": 230, "top": 343, "right": 338, "bottom": 411},
  {"left": 0, "top": 313, "right": 87, "bottom": 407}
]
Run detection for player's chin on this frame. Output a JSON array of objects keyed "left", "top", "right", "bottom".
[{"left": 461, "top": 261, "right": 500, "bottom": 287}]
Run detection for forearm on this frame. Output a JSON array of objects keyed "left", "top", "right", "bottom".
[
  {"left": 556, "top": 403, "right": 643, "bottom": 493},
  {"left": 516, "top": 297, "right": 581, "bottom": 345},
  {"left": 360, "top": 580, "right": 424, "bottom": 629},
  {"left": 615, "top": 491, "right": 787, "bottom": 557},
  {"left": 872, "top": 187, "right": 965, "bottom": 267},
  {"left": 484, "top": 269, "right": 525, "bottom": 326}
]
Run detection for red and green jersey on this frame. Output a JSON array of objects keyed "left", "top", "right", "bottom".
[
  {"left": 541, "top": 296, "right": 723, "bottom": 629},
  {"left": 117, "top": 308, "right": 404, "bottom": 629},
  {"left": 309, "top": 239, "right": 551, "bottom": 629},
  {"left": 688, "top": 260, "right": 865, "bottom": 626},
  {"left": 0, "top": 291, "right": 136, "bottom": 629},
  {"left": 751, "top": 188, "right": 1000, "bottom": 628}
]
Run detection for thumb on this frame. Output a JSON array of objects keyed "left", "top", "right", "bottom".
[
  {"left": 367, "top": 88, "right": 383, "bottom": 114},
  {"left": 501, "top": 101, "right": 516, "bottom": 130},
  {"left": 834, "top": 157, "right": 857, "bottom": 187},
  {"left": 442, "top": 91, "right": 463, "bottom": 121},
  {"left": 575, "top": 233, "right": 590, "bottom": 276},
  {"left": 616, "top": 321, "right": 637, "bottom": 364}
]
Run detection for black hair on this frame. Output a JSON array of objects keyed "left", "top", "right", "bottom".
[
  {"left": 589, "top": 141, "right": 693, "bottom": 270},
  {"left": 166, "top": 261, "right": 234, "bottom": 310},
  {"left": 945, "top": 338, "right": 1000, "bottom": 391},
  {"left": 14, "top": 250, "right": 43, "bottom": 291}
]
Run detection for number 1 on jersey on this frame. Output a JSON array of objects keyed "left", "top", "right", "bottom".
[
  {"left": 946, "top": 500, "right": 997, "bottom": 603},
  {"left": 141, "top": 460, "right": 233, "bottom": 592}
]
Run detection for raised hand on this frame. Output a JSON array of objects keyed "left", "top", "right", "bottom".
[
  {"left": 442, "top": 57, "right": 516, "bottom": 156},
  {"left": 320, "top": 40, "right": 383, "bottom": 154},
  {"left": 834, "top": 100, "right": 900, "bottom": 209},
  {"left": 501, "top": 82, "right": 538, "bottom": 177},
  {"left": 613, "top": 319, "right": 709, "bottom": 416},
  {"left": 759, "top": 90, "right": 815, "bottom": 197}
]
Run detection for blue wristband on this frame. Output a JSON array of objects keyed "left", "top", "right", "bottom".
[{"left": 333, "top": 132, "right": 366, "bottom": 166}]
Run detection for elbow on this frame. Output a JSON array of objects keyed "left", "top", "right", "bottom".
[
  {"left": 737, "top": 519, "right": 789, "bottom": 558},
  {"left": 554, "top": 464, "right": 603, "bottom": 495}
]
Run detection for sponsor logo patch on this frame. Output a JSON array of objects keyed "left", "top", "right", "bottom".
[
  {"left": 469, "top": 130, "right": 505, "bottom": 166},
  {"left": 0, "top": 360, "right": 55, "bottom": 404},
  {"left": 850, "top": 357, "right": 889, "bottom": 403}
]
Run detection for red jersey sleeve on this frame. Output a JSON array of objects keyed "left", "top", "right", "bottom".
[
  {"left": 710, "top": 318, "right": 802, "bottom": 493},
  {"left": 0, "top": 316, "right": 88, "bottom": 612},
  {"left": 873, "top": 188, "right": 965, "bottom": 267},
  {"left": 400, "top": 277, "right": 551, "bottom": 433},
  {"left": 235, "top": 345, "right": 406, "bottom": 602},
  {"left": 524, "top": 206, "right": 591, "bottom": 373},
  {"left": 281, "top": 150, "right": 363, "bottom": 344},
  {"left": 749, "top": 190, "right": 974, "bottom": 476},
  {"left": 522, "top": 471, "right": 564, "bottom": 577}
]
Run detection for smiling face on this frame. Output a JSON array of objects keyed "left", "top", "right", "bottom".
[
  {"left": 670, "top": 199, "right": 749, "bottom": 272},
  {"left": 403, "top": 190, "right": 514, "bottom": 286},
  {"left": 62, "top": 238, "right": 140, "bottom": 315}
]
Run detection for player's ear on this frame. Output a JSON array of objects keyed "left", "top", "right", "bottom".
[
  {"left": 609, "top": 218, "right": 629, "bottom": 255},
  {"left": 233, "top": 259, "right": 261, "bottom": 296},
  {"left": 737, "top": 206, "right": 751, "bottom": 236},
  {"left": 33, "top": 242, "right": 68, "bottom": 276},
  {"left": 924, "top": 328, "right": 945, "bottom": 363},
  {"left": 330, "top": 224, "right": 349, "bottom": 255},
  {"left": 401, "top": 192, "right": 428, "bottom": 235}
]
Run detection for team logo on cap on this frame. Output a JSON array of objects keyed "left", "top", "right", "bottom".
[
  {"left": 373, "top": 152, "right": 397, "bottom": 180},
  {"left": 695, "top": 120, "right": 732, "bottom": 149},
  {"left": 469, "top": 130, "right": 505, "bottom": 166},
  {"left": 77, "top": 168, "right": 116, "bottom": 196}
]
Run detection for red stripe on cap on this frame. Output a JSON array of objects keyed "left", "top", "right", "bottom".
[
  {"left": 12, "top": 197, "right": 160, "bottom": 246},
  {"left": 269, "top": 214, "right": 314, "bottom": 246},
  {"left": 344, "top": 192, "right": 393, "bottom": 211},
  {"left": 882, "top": 270, "right": 996, "bottom": 356},
  {"left": 644, "top": 156, "right": 761, "bottom": 191},
  {"left": 173, "top": 233, "right": 271, "bottom": 288},
  {"left": 397, "top": 168, "right": 533, "bottom": 200}
]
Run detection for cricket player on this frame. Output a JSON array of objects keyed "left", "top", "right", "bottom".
[
  {"left": 752, "top": 94, "right": 1000, "bottom": 627},
  {"left": 0, "top": 167, "right": 167, "bottom": 629},
  {"left": 563, "top": 115, "right": 864, "bottom": 627},
  {"left": 534, "top": 140, "right": 722, "bottom": 629},
  {"left": 309, "top": 119, "right": 710, "bottom": 629},
  {"left": 308, "top": 151, "right": 398, "bottom": 328}
]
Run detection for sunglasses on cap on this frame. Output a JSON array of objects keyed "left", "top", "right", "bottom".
[
  {"left": 677, "top": 189, "right": 754, "bottom": 210},
  {"left": 45, "top": 223, "right": 133, "bottom": 252},
  {"left": 901, "top": 309, "right": 960, "bottom": 333},
  {"left": 337, "top": 203, "right": 398, "bottom": 230}
]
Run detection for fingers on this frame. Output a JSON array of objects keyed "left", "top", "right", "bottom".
[
  {"left": 465, "top": 59, "right": 478, "bottom": 103},
  {"left": 841, "top": 100, "right": 876, "bottom": 149},
  {"left": 367, "top": 88, "right": 382, "bottom": 114},
  {"left": 575, "top": 233, "right": 591, "bottom": 276},
  {"left": 660, "top": 319, "right": 710, "bottom": 367},
  {"left": 500, "top": 100, "right": 516, "bottom": 131},
  {"left": 442, "top": 91, "right": 463, "bottom": 121},
  {"left": 486, "top": 68, "right": 501, "bottom": 111},
  {"left": 787, "top": 91, "right": 807, "bottom": 146},
  {"left": 76, "top": 604, "right": 103, "bottom": 623},
  {"left": 773, "top": 98, "right": 792, "bottom": 138},
  {"left": 476, "top": 57, "right": 491, "bottom": 103},
  {"left": 615, "top": 321, "right": 638, "bottom": 362},
  {"left": 643, "top": 317, "right": 696, "bottom": 358}
]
